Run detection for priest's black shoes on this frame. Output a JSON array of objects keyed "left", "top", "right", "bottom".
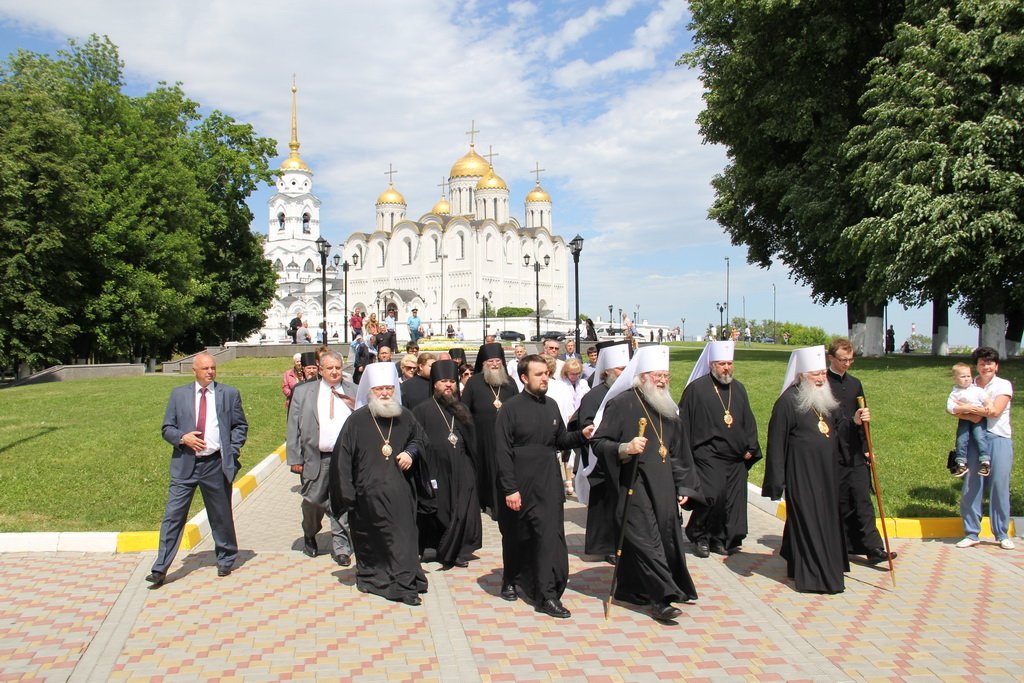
[
  {"left": 145, "top": 571, "right": 165, "bottom": 587},
  {"left": 652, "top": 602, "right": 682, "bottom": 621},
  {"left": 499, "top": 583, "right": 518, "bottom": 601},
  {"left": 302, "top": 536, "right": 318, "bottom": 557},
  {"left": 604, "top": 554, "right": 617, "bottom": 565},
  {"left": 708, "top": 540, "right": 729, "bottom": 556},
  {"left": 538, "top": 599, "right": 571, "bottom": 619},
  {"left": 401, "top": 595, "right": 422, "bottom": 606},
  {"left": 217, "top": 566, "right": 232, "bottom": 577},
  {"left": 866, "top": 547, "right": 897, "bottom": 565},
  {"left": 694, "top": 540, "right": 710, "bottom": 558},
  {"left": 333, "top": 553, "right": 352, "bottom": 567}
]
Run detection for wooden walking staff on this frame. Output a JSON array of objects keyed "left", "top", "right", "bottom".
[
  {"left": 857, "top": 396, "right": 896, "bottom": 587},
  {"left": 604, "top": 417, "right": 647, "bottom": 619}
]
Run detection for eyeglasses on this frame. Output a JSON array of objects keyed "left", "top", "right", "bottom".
[
  {"left": 830, "top": 356, "right": 854, "bottom": 365},
  {"left": 647, "top": 372, "right": 671, "bottom": 381},
  {"left": 402, "top": 365, "right": 416, "bottom": 370}
]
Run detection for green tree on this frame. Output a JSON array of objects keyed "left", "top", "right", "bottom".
[{"left": 845, "top": 0, "right": 1024, "bottom": 350}]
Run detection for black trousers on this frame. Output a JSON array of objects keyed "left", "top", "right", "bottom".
[{"left": 838, "top": 461, "right": 882, "bottom": 554}]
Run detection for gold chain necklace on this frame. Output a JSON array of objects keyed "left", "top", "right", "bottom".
[
  {"left": 634, "top": 389, "right": 668, "bottom": 462},
  {"left": 434, "top": 398, "right": 458, "bottom": 446},
  {"left": 371, "top": 415, "right": 395, "bottom": 458},
  {"left": 713, "top": 383, "right": 733, "bottom": 427},
  {"left": 813, "top": 408, "right": 830, "bottom": 437}
]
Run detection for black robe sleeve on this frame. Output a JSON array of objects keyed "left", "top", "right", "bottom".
[
  {"left": 762, "top": 391, "right": 791, "bottom": 500},
  {"left": 494, "top": 402, "right": 518, "bottom": 496},
  {"left": 671, "top": 417, "right": 704, "bottom": 505},
  {"left": 330, "top": 417, "right": 358, "bottom": 514}
]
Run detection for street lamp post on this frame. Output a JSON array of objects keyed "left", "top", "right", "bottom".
[
  {"left": 523, "top": 253, "right": 550, "bottom": 338},
  {"left": 680, "top": 318, "right": 685, "bottom": 342},
  {"left": 569, "top": 234, "right": 584, "bottom": 353},
  {"left": 475, "top": 290, "right": 493, "bottom": 340},
  {"left": 725, "top": 256, "right": 730, "bottom": 335},
  {"left": 716, "top": 303, "right": 725, "bottom": 340},
  {"left": 316, "top": 236, "right": 330, "bottom": 344},
  {"left": 226, "top": 311, "right": 235, "bottom": 343},
  {"left": 772, "top": 283, "right": 777, "bottom": 344},
  {"left": 608, "top": 304, "right": 613, "bottom": 328}
]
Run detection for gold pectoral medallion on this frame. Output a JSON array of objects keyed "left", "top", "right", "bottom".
[
  {"left": 382, "top": 443, "right": 393, "bottom": 458},
  {"left": 723, "top": 411, "right": 733, "bottom": 427},
  {"left": 493, "top": 398, "right": 502, "bottom": 409},
  {"left": 448, "top": 432, "right": 458, "bottom": 446},
  {"left": 818, "top": 418, "right": 830, "bottom": 437},
  {"left": 658, "top": 445, "right": 668, "bottom": 462}
]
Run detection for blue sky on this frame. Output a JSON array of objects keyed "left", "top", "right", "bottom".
[{"left": 0, "top": 0, "right": 979, "bottom": 346}]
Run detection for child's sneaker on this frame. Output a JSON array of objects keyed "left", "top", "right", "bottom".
[
  {"left": 953, "top": 463, "right": 969, "bottom": 478},
  {"left": 979, "top": 462, "right": 991, "bottom": 477}
]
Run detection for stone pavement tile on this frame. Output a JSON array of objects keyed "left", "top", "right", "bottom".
[{"left": 0, "top": 553, "right": 139, "bottom": 682}]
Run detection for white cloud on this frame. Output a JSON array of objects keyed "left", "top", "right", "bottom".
[{"left": 544, "top": 0, "right": 637, "bottom": 60}]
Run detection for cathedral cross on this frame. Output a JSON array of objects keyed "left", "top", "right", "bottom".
[
  {"left": 531, "top": 162, "right": 546, "bottom": 184},
  {"left": 384, "top": 163, "right": 398, "bottom": 184},
  {"left": 437, "top": 177, "right": 449, "bottom": 195},
  {"left": 465, "top": 120, "right": 479, "bottom": 146},
  {"left": 484, "top": 145, "right": 499, "bottom": 166}
]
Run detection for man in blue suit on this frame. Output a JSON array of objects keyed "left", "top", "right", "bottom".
[{"left": 147, "top": 353, "right": 248, "bottom": 587}]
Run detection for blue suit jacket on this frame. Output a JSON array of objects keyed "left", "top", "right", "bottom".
[{"left": 161, "top": 381, "right": 248, "bottom": 481}]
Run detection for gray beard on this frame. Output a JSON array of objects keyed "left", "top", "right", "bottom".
[
  {"left": 604, "top": 372, "right": 617, "bottom": 388},
  {"left": 795, "top": 378, "right": 839, "bottom": 415},
  {"left": 632, "top": 376, "right": 678, "bottom": 418},
  {"left": 483, "top": 365, "right": 509, "bottom": 387},
  {"left": 711, "top": 368, "right": 733, "bottom": 384},
  {"left": 368, "top": 394, "right": 402, "bottom": 418}
]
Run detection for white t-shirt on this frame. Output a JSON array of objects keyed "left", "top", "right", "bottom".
[
  {"left": 946, "top": 384, "right": 987, "bottom": 414},
  {"left": 979, "top": 376, "right": 1012, "bottom": 439}
]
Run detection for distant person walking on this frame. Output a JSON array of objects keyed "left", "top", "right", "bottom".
[{"left": 147, "top": 353, "right": 248, "bottom": 588}]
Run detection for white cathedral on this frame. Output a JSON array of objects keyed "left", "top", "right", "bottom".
[{"left": 256, "top": 84, "right": 570, "bottom": 343}]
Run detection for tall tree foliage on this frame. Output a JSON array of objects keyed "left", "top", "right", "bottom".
[
  {"left": 0, "top": 36, "right": 277, "bottom": 368},
  {"left": 845, "top": 0, "right": 1024, "bottom": 327},
  {"left": 681, "top": 0, "right": 904, "bottom": 316}
]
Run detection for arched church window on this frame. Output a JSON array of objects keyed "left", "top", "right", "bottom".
[
  {"left": 492, "top": 198, "right": 498, "bottom": 219},
  {"left": 277, "top": 212, "right": 285, "bottom": 231},
  {"left": 457, "top": 233, "right": 465, "bottom": 259},
  {"left": 273, "top": 259, "right": 284, "bottom": 272},
  {"left": 485, "top": 234, "right": 494, "bottom": 261},
  {"left": 379, "top": 242, "right": 386, "bottom": 267},
  {"left": 302, "top": 213, "right": 311, "bottom": 234},
  {"left": 404, "top": 237, "right": 413, "bottom": 265},
  {"left": 303, "top": 258, "right": 315, "bottom": 272},
  {"left": 432, "top": 235, "right": 440, "bottom": 261}
]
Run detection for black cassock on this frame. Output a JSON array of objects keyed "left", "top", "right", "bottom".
[
  {"left": 411, "top": 398, "right": 483, "bottom": 564},
  {"left": 678, "top": 374, "right": 761, "bottom": 550},
  {"left": 762, "top": 386, "right": 849, "bottom": 594},
  {"left": 329, "top": 407, "right": 429, "bottom": 602},
  {"left": 579, "top": 382, "right": 617, "bottom": 556},
  {"left": 401, "top": 374, "right": 432, "bottom": 410},
  {"left": 462, "top": 374, "right": 519, "bottom": 515},
  {"left": 494, "top": 391, "right": 586, "bottom": 604},
  {"left": 592, "top": 390, "right": 702, "bottom": 605}
]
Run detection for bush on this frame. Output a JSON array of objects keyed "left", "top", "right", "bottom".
[{"left": 497, "top": 306, "right": 532, "bottom": 317}]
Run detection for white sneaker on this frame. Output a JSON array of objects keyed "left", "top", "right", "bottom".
[
  {"left": 956, "top": 537, "right": 980, "bottom": 548},
  {"left": 1000, "top": 538, "right": 1015, "bottom": 550}
]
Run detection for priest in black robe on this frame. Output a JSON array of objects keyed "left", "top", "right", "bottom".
[
  {"left": 678, "top": 340, "right": 761, "bottom": 557},
  {"left": 494, "top": 354, "right": 593, "bottom": 619},
  {"left": 399, "top": 352, "right": 436, "bottom": 410},
  {"left": 329, "top": 363, "right": 429, "bottom": 605},
  {"left": 462, "top": 342, "right": 518, "bottom": 516},
  {"left": 762, "top": 346, "right": 849, "bottom": 594},
  {"left": 591, "top": 345, "right": 703, "bottom": 621},
  {"left": 573, "top": 340, "right": 632, "bottom": 560},
  {"left": 411, "top": 360, "right": 482, "bottom": 568}
]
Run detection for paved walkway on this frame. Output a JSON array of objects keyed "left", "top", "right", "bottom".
[{"left": 2, "top": 460, "right": 1023, "bottom": 682}]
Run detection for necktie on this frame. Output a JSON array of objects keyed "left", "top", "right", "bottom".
[
  {"left": 330, "top": 387, "right": 343, "bottom": 419},
  {"left": 197, "top": 387, "right": 208, "bottom": 439}
]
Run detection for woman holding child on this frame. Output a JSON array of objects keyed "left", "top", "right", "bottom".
[{"left": 948, "top": 347, "right": 1014, "bottom": 550}]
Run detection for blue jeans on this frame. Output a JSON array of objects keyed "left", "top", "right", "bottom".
[
  {"left": 960, "top": 433, "right": 1014, "bottom": 541},
  {"left": 955, "top": 418, "right": 990, "bottom": 465}
]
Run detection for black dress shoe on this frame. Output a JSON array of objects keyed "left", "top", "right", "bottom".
[
  {"left": 604, "top": 554, "right": 617, "bottom": 565},
  {"left": 334, "top": 554, "right": 352, "bottom": 567},
  {"left": 217, "top": 566, "right": 232, "bottom": 577},
  {"left": 453, "top": 557, "right": 469, "bottom": 568},
  {"left": 302, "top": 536, "right": 317, "bottom": 558},
  {"left": 652, "top": 602, "right": 682, "bottom": 621},
  {"left": 401, "top": 595, "right": 422, "bottom": 606},
  {"left": 499, "top": 583, "right": 518, "bottom": 601},
  {"left": 709, "top": 540, "right": 728, "bottom": 556},
  {"left": 694, "top": 540, "right": 710, "bottom": 558},
  {"left": 538, "top": 598, "right": 571, "bottom": 619},
  {"left": 145, "top": 571, "right": 165, "bottom": 587},
  {"left": 866, "top": 547, "right": 897, "bottom": 565}
]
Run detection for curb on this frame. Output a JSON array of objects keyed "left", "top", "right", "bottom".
[
  {"left": 0, "top": 444, "right": 287, "bottom": 554},
  {"left": 745, "top": 483, "right": 1020, "bottom": 539}
]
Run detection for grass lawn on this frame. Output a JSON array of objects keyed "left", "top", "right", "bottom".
[{"left": 0, "top": 348, "right": 1019, "bottom": 531}]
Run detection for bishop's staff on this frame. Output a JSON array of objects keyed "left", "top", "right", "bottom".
[
  {"left": 857, "top": 396, "right": 896, "bottom": 587},
  {"left": 605, "top": 417, "right": 647, "bottom": 619}
]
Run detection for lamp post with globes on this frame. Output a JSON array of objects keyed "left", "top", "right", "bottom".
[
  {"left": 315, "top": 236, "right": 330, "bottom": 343},
  {"left": 569, "top": 234, "right": 584, "bottom": 353},
  {"left": 716, "top": 302, "right": 726, "bottom": 340},
  {"left": 524, "top": 253, "right": 550, "bottom": 339},
  {"left": 475, "top": 290, "right": 493, "bottom": 340},
  {"left": 608, "top": 304, "right": 613, "bottom": 329}
]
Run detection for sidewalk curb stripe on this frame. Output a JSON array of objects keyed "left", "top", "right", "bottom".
[
  {"left": 746, "top": 482, "right": 1017, "bottom": 539},
  {"left": 0, "top": 443, "right": 288, "bottom": 554}
]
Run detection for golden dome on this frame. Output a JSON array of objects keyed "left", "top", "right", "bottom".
[
  {"left": 281, "top": 153, "right": 311, "bottom": 172},
  {"left": 449, "top": 144, "right": 489, "bottom": 178},
  {"left": 526, "top": 181, "right": 551, "bottom": 202},
  {"left": 377, "top": 183, "right": 406, "bottom": 205},
  {"left": 432, "top": 195, "right": 451, "bottom": 215},
  {"left": 475, "top": 165, "right": 508, "bottom": 191}
]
